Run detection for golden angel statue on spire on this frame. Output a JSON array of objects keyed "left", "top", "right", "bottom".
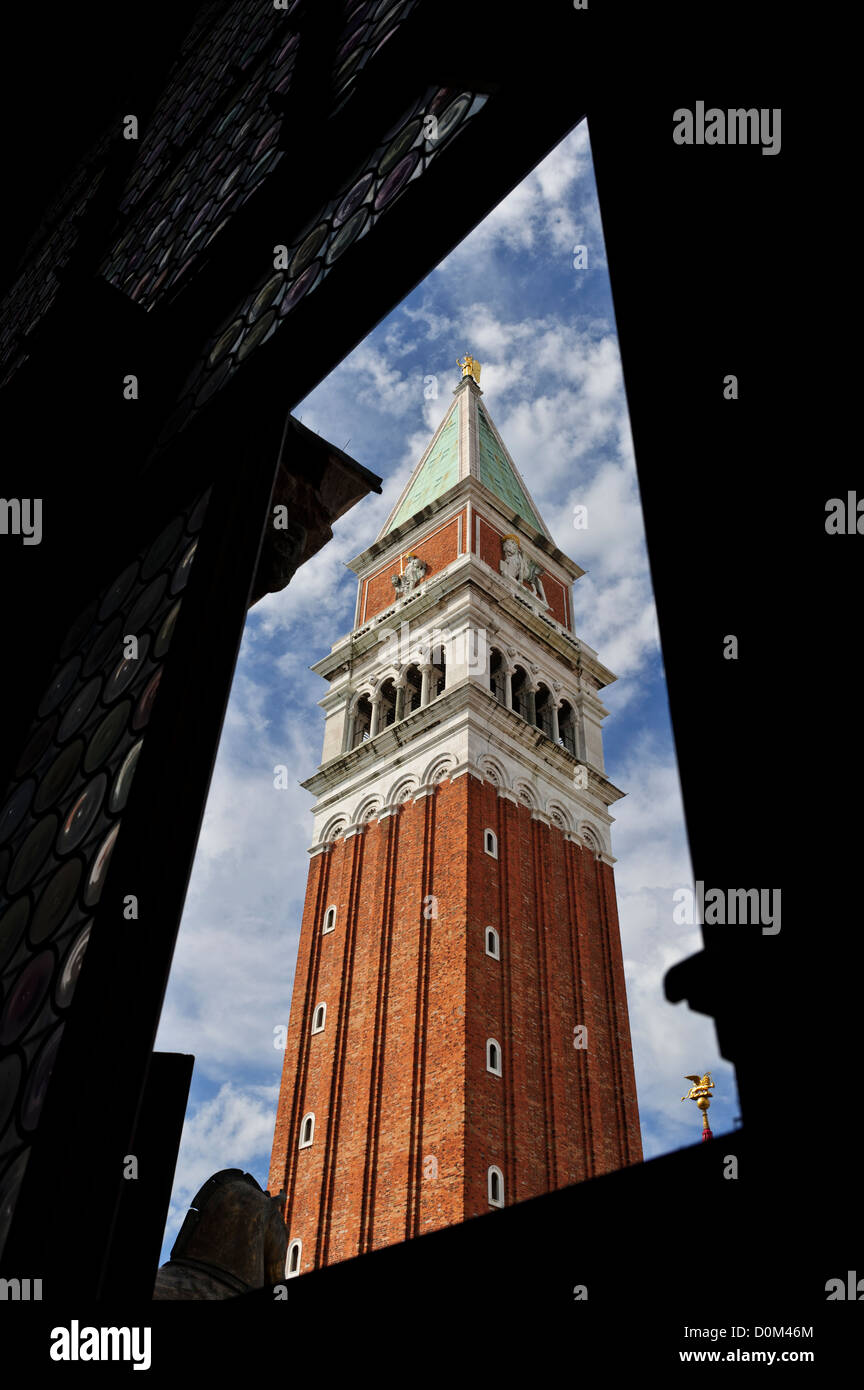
[
  {"left": 681, "top": 1073, "right": 715, "bottom": 1140},
  {"left": 457, "top": 353, "right": 481, "bottom": 383},
  {"left": 681, "top": 1073, "right": 714, "bottom": 1102}
]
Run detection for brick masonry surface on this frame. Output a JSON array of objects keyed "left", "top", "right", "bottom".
[
  {"left": 361, "top": 511, "right": 569, "bottom": 629},
  {"left": 361, "top": 513, "right": 465, "bottom": 623},
  {"left": 475, "top": 516, "right": 569, "bottom": 628},
  {"left": 268, "top": 775, "right": 642, "bottom": 1274}
]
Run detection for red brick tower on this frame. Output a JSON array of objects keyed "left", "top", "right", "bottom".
[{"left": 268, "top": 359, "right": 642, "bottom": 1278}]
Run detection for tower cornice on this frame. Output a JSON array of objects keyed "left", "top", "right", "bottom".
[{"left": 312, "top": 555, "right": 615, "bottom": 691}]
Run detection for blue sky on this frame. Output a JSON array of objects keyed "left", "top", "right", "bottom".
[{"left": 154, "top": 118, "right": 738, "bottom": 1266}]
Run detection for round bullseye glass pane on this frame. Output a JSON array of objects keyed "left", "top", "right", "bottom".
[
  {"left": 0, "top": 1054, "right": 23, "bottom": 1141},
  {"left": 84, "top": 825, "right": 120, "bottom": 907},
  {"left": 0, "top": 781, "right": 35, "bottom": 845},
  {"left": 237, "top": 311, "right": 276, "bottom": 363},
  {"left": 170, "top": 543, "right": 197, "bottom": 596},
  {"left": 7, "top": 816, "right": 59, "bottom": 895},
  {"left": 132, "top": 671, "right": 163, "bottom": 731},
  {"left": 379, "top": 117, "right": 422, "bottom": 176},
  {"left": 248, "top": 274, "right": 282, "bottom": 322},
  {"left": 14, "top": 718, "right": 58, "bottom": 778},
  {"left": 82, "top": 618, "right": 126, "bottom": 679},
  {"left": 333, "top": 171, "right": 374, "bottom": 229},
  {"left": 142, "top": 517, "right": 184, "bottom": 580},
  {"left": 433, "top": 93, "right": 472, "bottom": 143},
  {"left": 0, "top": 900, "right": 30, "bottom": 973},
  {"left": 97, "top": 562, "right": 138, "bottom": 620},
  {"left": 208, "top": 320, "right": 243, "bottom": 369},
  {"left": 58, "top": 600, "right": 99, "bottom": 660},
  {"left": 126, "top": 576, "right": 168, "bottom": 635},
  {"left": 38, "top": 657, "right": 81, "bottom": 718},
  {"left": 0, "top": 951, "right": 54, "bottom": 1046},
  {"left": 154, "top": 603, "right": 181, "bottom": 659},
  {"left": 290, "top": 224, "right": 328, "bottom": 278},
  {"left": 195, "top": 358, "right": 234, "bottom": 407},
  {"left": 58, "top": 678, "right": 102, "bottom": 741},
  {"left": 109, "top": 740, "right": 143, "bottom": 814},
  {"left": 83, "top": 705, "right": 131, "bottom": 773},
  {"left": 280, "top": 262, "right": 321, "bottom": 316},
  {"left": 57, "top": 776, "right": 107, "bottom": 854},
  {"left": 325, "top": 207, "right": 370, "bottom": 265},
  {"left": 0, "top": 1153, "right": 31, "bottom": 1253},
  {"left": 21, "top": 1025, "right": 65, "bottom": 1131},
  {"left": 30, "top": 859, "right": 83, "bottom": 945},
  {"left": 375, "top": 150, "right": 421, "bottom": 211},
  {"left": 103, "top": 635, "right": 151, "bottom": 702},
  {"left": 33, "top": 741, "right": 83, "bottom": 814},
  {"left": 56, "top": 924, "right": 91, "bottom": 1009}
]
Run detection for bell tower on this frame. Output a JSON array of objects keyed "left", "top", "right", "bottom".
[{"left": 268, "top": 357, "right": 642, "bottom": 1276}]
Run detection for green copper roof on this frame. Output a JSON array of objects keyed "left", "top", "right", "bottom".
[
  {"left": 476, "top": 406, "right": 542, "bottom": 528},
  {"left": 386, "top": 403, "right": 460, "bottom": 531},
  {"left": 382, "top": 385, "right": 547, "bottom": 538}
]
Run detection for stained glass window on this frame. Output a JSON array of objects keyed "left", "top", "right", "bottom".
[
  {"left": 0, "top": 138, "right": 111, "bottom": 390},
  {"left": 0, "top": 487, "right": 210, "bottom": 1253},
  {"left": 158, "top": 85, "right": 488, "bottom": 447},
  {"left": 99, "top": 1, "right": 421, "bottom": 311}
]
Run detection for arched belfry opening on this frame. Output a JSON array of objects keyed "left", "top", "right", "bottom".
[
  {"left": 510, "top": 665, "right": 533, "bottom": 723},
  {"left": 489, "top": 647, "right": 508, "bottom": 706},
  {"left": 535, "top": 683, "right": 556, "bottom": 739},
  {"left": 558, "top": 699, "right": 578, "bottom": 757},
  {"left": 429, "top": 648, "right": 446, "bottom": 700},
  {"left": 377, "top": 678, "right": 397, "bottom": 731},
  {"left": 401, "top": 664, "right": 423, "bottom": 716},
  {"left": 351, "top": 695, "right": 373, "bottom": 747}
]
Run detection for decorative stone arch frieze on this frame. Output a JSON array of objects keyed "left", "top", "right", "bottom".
[
  {"left": 512, "top": 779, "right": 537, "bottom": 809},
  {"left": 387, "top": 775, "right": 419, "bottom": 807},
  {"left": 546, "top": 801, "right": 573, "bottom": 833},
  {"left": 477, "top": 755, "right": 508, "bottom": 789},
  {"left": 353, "top": 796, "right": 382, "bottom": 826},
  {"left": 322, "top": 816, "right": 348, "bottom": 843},
  {"left": 579, "top": 822, "right": 604, "bottom": 858},
  {"left": 422, "top": 754, "right": 455, "bottom": 786}
]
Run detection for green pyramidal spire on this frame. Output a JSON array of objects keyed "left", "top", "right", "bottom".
[{"left": 380, "top": 359, "right": 549, "bottom": 538}]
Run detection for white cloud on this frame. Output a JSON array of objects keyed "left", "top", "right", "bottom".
[
  {"left": 446, "top": 120, "right": 596, "bottom": 262},
  {"left": 611, "top": 735, "right": 739, "bottom": 1155},
  {"left": 161, "top": 1082, "right": 280, "bottom": 1255}
]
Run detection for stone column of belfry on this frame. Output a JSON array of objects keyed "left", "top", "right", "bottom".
[
  {"left": 550, "top": 699, "right": 560, "bottom": 743},
  {"left": 267, "top": 358, "right": 642, "bottom": 1277},
  {"left": 369, "top": 691, "right": 381, "bottom": 737}
]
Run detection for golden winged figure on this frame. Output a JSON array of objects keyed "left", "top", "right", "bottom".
[
  {"left": 681, "top": 1073, "right": 714, "bottom": 1102},
  {"left": 457, "top": 353, "right": 481, "bottom": 383}
]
